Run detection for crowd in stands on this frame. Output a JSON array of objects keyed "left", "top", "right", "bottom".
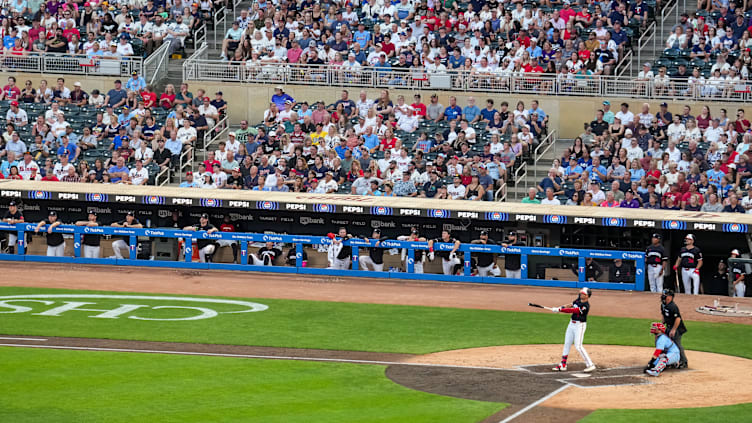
[
  {"left": 218, "top": 0, "right": 653, "bottom": 87},
  {"left": 531, "top": 100, "right": 752, "bottom": 213},
  {"left": 645, "top": 9, "right": 752, "bottom": 98},
  {"left": 0, "top": 74, "right": 227, "bottom": 185},
  {"left": 0, "top": 0, "right": 212, "bottom": 58},
  {"left": 177, "top": 87, "right": 550, "bottom": 199}
]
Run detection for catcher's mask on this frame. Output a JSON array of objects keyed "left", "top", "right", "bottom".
[{"left": 650, "top": 322, "right": 666, "bottom": 335}]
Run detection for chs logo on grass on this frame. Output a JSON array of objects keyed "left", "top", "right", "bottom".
[
  {"left": 143, "top": 195, "right": 165, "bottom": 205},
  {"left": 86, "top": 193, "right": 109, "bottom": 202},
  {"left": 0, "top": 294, "right": 268, "bottom": 321}
]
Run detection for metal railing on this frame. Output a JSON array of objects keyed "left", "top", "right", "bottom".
[
  {"left": 201, "top": 115, "right": 230, "bottom": 157},
  {"left": 512, "top": 161, "right": 527, "bottom": 201},
  {"left": 533, "top": 129, "right": 558, "bottom": 181},
  {"left": 494, "top": 180, "right": 507, "bottom": 202},
  {"left": 143, "top": 40, "right": 172, "bottom": 87},
  {"left": 155, "top": 166, "right": 171, "bottom": 186},
  {"left": 194, "top": 22, "right": 207, "bottom": 49},
  {"left": 179, "top": 147, "right": 193, "bottom": 183},
  {"left": 213, "top": 7, "right": 228, "bottom": 51},
  {"left": 0, "top": 52, "right": 142, "bottom": 76},
  {"left": 657, "top": 0, "right": 679, "bottom": 57},
  {"left": 182, "top": 42, "right": 209, "bottom": 81},
  {"left": 635, "top": 21, "right": 657, "bottom": 78},
  {"left": 182, "top": 59, "right": 752, "bottom": 103},
  {"left": 232, "top": 0, "right": 243, "bottom": 21}
]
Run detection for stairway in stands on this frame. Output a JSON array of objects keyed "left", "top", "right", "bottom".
[{"left": 507, "top": 139, "right": 573, "bottom": 202}]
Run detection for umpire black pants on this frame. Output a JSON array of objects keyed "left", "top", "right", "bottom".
[{"left": 671, "top": 330, "right": 687, "bottom": 366}]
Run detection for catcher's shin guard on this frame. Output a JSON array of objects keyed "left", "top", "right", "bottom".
[{"left": 652, "top": 355, "right": 669, "bottom": 374}]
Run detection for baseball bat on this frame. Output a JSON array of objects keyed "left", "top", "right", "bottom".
[
  {"left": 675, "top": 269, "right": 680, "bottom": 293},
  {"left": 528, "top": 303, "right": 557, "bottom": 311}
]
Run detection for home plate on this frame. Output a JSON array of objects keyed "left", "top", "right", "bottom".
[{"left": 570, "top": 373, "right": 591, "bottom": 378}]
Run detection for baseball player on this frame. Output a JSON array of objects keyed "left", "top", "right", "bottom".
[
  {"left": 397, "top": 228, "right": 426, "bottom": 273},
  {"left": 573, "top": 257, "right": 604, "bottom": 281},
  {"left": 218, "top": 215, "right": 240, "bottom": 264},
  {"left": 75, "top": 210, "right": 101, "bottom": 258},
  {"left": 35, "top": 211, "right": 65, "bottom": 257},
  {"left": 729, "top": 249, "right": 746, "bottom": 298},
  {"left": 471, "top": 231, "right": 500, "bottom": 277},
  {"left": 327, "top": 227, "right": 352, "bottom": 270},
  {"left": 673, "top": 234, "right": 703, "bottom": 295},
  {"left": 501, "top": 231, "right": 524, "bottom": 279},
  {"left": 359, "top": 228, "right": 385, "bottom": 272},
  {"left": 250, "top": 242, "right": 282, "bottom": 266},
  {"left": 427, "top": 230, "right": 461, "bottom": 275},
  {"left": 3, "top": 201, "right": 24, "bottom": 254},
  {"left": 551, "top": 287, "right": 596, "bottom": 373},
  {"left": 660, "top": 288, "right": 688, "bottom": 368},
  {"left": 285, "top": 244, "right": 308, "bottom": 267},
  {"left": 183, "top": 213, "right": 218, "bottom": 263},
  {"left": 644, "top": 322, "right": 681, "bottom": 377},
  {"left": 110, "top": 211, "right": 143, "bottom": 259},
  {"left": 645, "top": 233, "right": 668, "bottom": 293}
]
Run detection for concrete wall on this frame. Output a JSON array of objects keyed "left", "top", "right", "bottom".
[{"left": 13, "top": 72, "right": 124, "bottom": 94}]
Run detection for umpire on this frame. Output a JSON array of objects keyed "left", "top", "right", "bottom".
[{"left": 660, "top": 289, "right": 688, "bottom": 369}]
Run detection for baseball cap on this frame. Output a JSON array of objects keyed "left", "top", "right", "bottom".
[
  {"left": 228, "top": 132, "right": 236, "bottom": 137},
  {"left": 232, "top": 166, "right": 240, "bottom": 172},
  {"left": 126, "top": 211, "right": 135, "bottom": 216},
  {"left": 508, "top": 230, "right": 516, "bottom": 236},
  {"left": 8, "top": 201, "right": 17, "bottom": 206},
  {"left": 132, "top": 71, "right": 138, "bottom": 75},
  {"left": 602, "top": 100, "right": 610, "bottom": 105},
  {"left": 411, "top": 228, "right": 419, "bottom": 234},
  {"left": 685, "top": 234, "right": 695, "bottom": 241},
  {"left": 275, "top": 85, "right": 284, "bottom": 90},
  {"left": 373, "top": 228, "right": 381, "bottom": 234},
  {"left": 731, "top": 249, "right": 740, "bottom": 256},
  {"left": 88, "top": 209, "right": 97, "bottom": 216},
  {"left": 74, "top": 82, "right": 81, "bottom": 87},
  {"left": 10, "top": 100, "right": 18, "bottom": 107},
  {"left": 660, "top": 102, "right": 668, "bottom": 107},
  {"left": 49, "top": 211, "right": 57, "bottom": 216},
  {"left": 200, "top": 213, "right": 209, "bottom": 219},
  {"left": 652, "top": 233, "right": 662, "bottom": 239},
  {"left": 480, "top": 230, "right": 489, "bottom": 236},
  {"left": 216, "top": 91, "right": 223, "bottom": 95}
]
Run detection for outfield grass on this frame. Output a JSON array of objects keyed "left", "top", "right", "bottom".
[
  {"left": 1, "top": 287, "right": 751, "bottom": 358},
  {"left": 0, "top": 347, "right": 503, "bottom": 423},
  {"left": 2, "top": 286, "right": 751, "bottom": 423}
]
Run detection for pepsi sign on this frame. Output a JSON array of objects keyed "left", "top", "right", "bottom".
[
  {"left": 370, "top": 206, "right": 393, "bottom": 216},
  {"left": 85, "top": 193, "right": 109, "bottom": 202},
  {"left": 256, "top": 201, "right": 279, "bottom": 210},
  {"left": 200, "top": 198, "right": 223, "bottom": 208}
]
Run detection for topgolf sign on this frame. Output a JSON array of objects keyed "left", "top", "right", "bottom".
[{"left": 0, "top": 294, "right": 268, "bottom": 321}]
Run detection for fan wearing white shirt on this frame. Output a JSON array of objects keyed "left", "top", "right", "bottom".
[
  {"left": 540, "top": 187, "right": 561, "bottom": 205},
  {"left": 614, "top": 103, "right": 635, "bottom": 128},
  {"left": 447, "top": 176, "right": 467, "bottom": 199},
  {"left": 129, "top": 160, "right": 149, "bottom": 185}
]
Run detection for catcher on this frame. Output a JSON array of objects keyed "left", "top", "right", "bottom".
[{"left": 644, "top": 322, "right": 681, "bottom": 377}]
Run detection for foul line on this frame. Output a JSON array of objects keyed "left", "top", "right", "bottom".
[
  {"left": 498, "top": 384, "right": 570, "bottom": 423},
  {"left": 0, "top": 337, "right": 47, "bottom": 341},
  {"left": 0, "top": 343, "right": 513, "bottom": 371}
]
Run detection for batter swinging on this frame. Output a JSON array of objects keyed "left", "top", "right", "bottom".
[{"left": 551, "top": 287, "right": 596, "bottom": 373}]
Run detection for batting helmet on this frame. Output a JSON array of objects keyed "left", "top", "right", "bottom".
[
  {"left": 580, "top": 287, "right": 592, "bottom": 297},
  {"left": 650, "top": 322, "right": 666, "bottom": 334}
]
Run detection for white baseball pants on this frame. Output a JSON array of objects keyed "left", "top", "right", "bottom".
[
  {"left": 359, "top": 256, "right": 383, "bottom": 272},
  {"left": 478, "top": 264, "right": 502, "bottom": 276},
  {"left": 505, "top": 269, "right": 521, "bottom": 279},
  {"left": 198, "top": 245, "right": 216, "bottom": 263},
  {"left": 441, "top": 257, "right": 460, "bottom": 275},
  {"left": 404, "top": 258, "right": 424, "bottom": 274},
  {"left": 647, "top": 264, "right": 664, "bottom": 293},
  {"left": 83, "top": 245, "right": 100, "bottom": 258},
  {"left": 46, "top": 243, "right": 65, "bottom": 257},
  {"left": 249, "top": 252, "right": 274, "bottom": 266},
  {"left": 328, "top": 257, "right": 351, "bottom": 270},
  {"left": 111, "top": 240, "right": 130, "bottom": 259},
  {"left": 735, "top": 282, "right": 746, "bottom": 298},
  {"left": 562, "top": 321, "right": 593, "bottom": 367},
  {"left": 681, "top": 268, "right": 700, "bottom": 295}
]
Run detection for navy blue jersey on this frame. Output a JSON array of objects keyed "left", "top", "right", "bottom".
[{"left": 569, "top": 297, "right": 590, "bottom": 323}]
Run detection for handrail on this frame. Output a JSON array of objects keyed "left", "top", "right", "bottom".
[
  {"left": 658, "top": 0, "right": 678, "bottom": 56},
  {"left": 495, "top": 181, "right": 507, "bottom": 202},
  {"left": 232, "top": 0, "right": 243, "bottom": 21},
  {"left": 182, "top": 42, "right": 209, "bottom": 81},
  {"left": 513, "top": 161, "right": 527, "bottom": 200},
  {"left": 179, "top": 147, "right": 193, "bottom": 182},
  {"left": 201, "top": 115, "right": 230, "bottom": 154},
  {"left": 155, "top": 165, "right": 171, "bottom": 186},
  {"left": 182, "top": 59, "right": 752, "bottom": 103},
  {"left": 533, "top": 129, "right": 557, "bottom": 181},
  {"left": 143, "top": 40, "right": 172, "bottom": 87},
  {"left": 635, "top": 21, "right": 656, "bottom": 78},
  {"left": 213, "top": 7, "right": 227, "bottom": 52},
  {"left": 194, "top": 22, "right": 207, "bottom": 49},
  {"left": 0, "top": 51, "right": 143, "bottom": 76},
  {"left": 615, "top": 49, "right": 632, "bottom": 78}
]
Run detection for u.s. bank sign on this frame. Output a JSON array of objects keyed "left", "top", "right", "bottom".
[{"left": 0, "top": 294, "right": 268, "bottom": 321}]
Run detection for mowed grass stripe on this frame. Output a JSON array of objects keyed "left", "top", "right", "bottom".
[
  {"left": 0, "top": 287, "right": 751, "bottom": 358},
  {"left": 0, "top": 347, "right": 504, "bottom": 423}
]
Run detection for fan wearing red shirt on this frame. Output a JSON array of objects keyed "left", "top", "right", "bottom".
[
  {"left": 141, "top": 88, "right": 157, "bottom": 108},
  {"left": 578, "top": 48, "right": 591, "bottom": 61},
  {"left": 516, "top": 30, "right": 531, "bottom": 48},
  {"left": 411, "top": 94, "right": 426, "bottom": 118},
  {"left": 41, "top": 173, "right": 59, "bottom": 181},
  {"left": 575, "top": 9, "right": 593, "bottom": 27},
  {"left": 421, "top": 10, "right": 439, "bottom": 31},
  {"left": 380, "top": 133, "right": 397, "bottom": 150},
  {"left": 1, "top": 77, "right": 21, "bottom": 100},
  {"left": 9, "top": 40, "right": 26, "bottom": 56},
  {"left": 734, "top": 109, "right": 751, "bottom": 133},
  {"left": 381, "top": 40, "right": 396, "bottom": 57},
  {"left": 560, "top": 2, "right": 576, "bottom": 23},
  {"left": 202, "top": 152, "right": 221, "bottom": 174},
  {"left": 62, "top": 26, "right": 80, "bottom": 42},
  {"left": 721, "top": 150, "right": 739, "bottom": 174}
]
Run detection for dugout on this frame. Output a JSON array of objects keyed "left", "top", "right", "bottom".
[{"left": 1, "top": 180, "right": 750, "bottom": 288}]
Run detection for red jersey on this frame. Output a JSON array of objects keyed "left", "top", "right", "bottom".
[
  {"left": 2, "top": 85, "right": 20, "bottom": 99},
  {"left": 141, "top": 91, "right": 157, "bottom": 107},
  {"left": 411, "top": 102, "right": 427, "bottom": 117}
]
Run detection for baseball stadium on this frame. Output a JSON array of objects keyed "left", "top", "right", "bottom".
[{"left": 3, "top": 0, "right": 752, "bottom": 420}]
